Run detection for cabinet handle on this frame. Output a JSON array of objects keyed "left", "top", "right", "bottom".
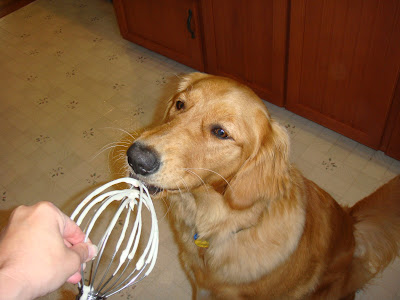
[{"left": 187, "top": 9, "right": 195, "bottom": 39}]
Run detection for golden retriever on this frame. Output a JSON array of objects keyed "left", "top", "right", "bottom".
[{"left": 126, "top": 73, "right": 400, "bottom": 299}]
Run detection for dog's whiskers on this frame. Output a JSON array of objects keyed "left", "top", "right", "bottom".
[
  {"left": 99, "top": 126, "right": 139, "bottom": 140},
  {"left": 157, "top": 195, "right": 172, "bottom": 222},
  {"left": 90, "top": 141, "right": 126, "bottom": 161},
  {"left": 183, "top": 167, "right": 231, "bottom": 190},
  {"left": 90, "top": 127, "right": 137, "bottom": 178},
  {"left": 110, "top": 147, "right": 130, "bottom": 176},
  {"left": 178, "top": 176, "right": 190, "bottom": 194},
  {"left": 182, "top": 169, "right": 209, "bottom": 194},
  {"left": 157, "top": 175, "right": 189, "bottom": 222}
]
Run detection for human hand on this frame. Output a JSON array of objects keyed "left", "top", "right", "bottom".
[{"left": 0, "top": 202, "right": 98, "bottom": 300}]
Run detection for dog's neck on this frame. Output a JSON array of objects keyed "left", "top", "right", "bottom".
[
  {"left": 168, "top": 182, "right": 305, "bottom": 242},
  {"left": 167, "top": 182, "right": 307, "bottom": 283}
]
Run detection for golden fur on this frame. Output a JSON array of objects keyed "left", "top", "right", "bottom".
[{"left": 127, "top": 73, "right": 400, "bottom": 299}]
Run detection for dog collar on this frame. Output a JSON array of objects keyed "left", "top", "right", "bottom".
[
  {"left": 194, "top": 233, "right": 209, "bottom": 248},
  {"left": 193, "top": 227, "right": 249, "bottom": 249}
]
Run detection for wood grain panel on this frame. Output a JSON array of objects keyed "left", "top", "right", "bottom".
[
  {"left": 201, "top": 0, "right": 288, "bottom": 106},
  {"left": 287, "top": 0, "right": 400, "bottom": 148},
  {"left": 381, "top": 76, "right": 400, "bottom": 160},
  {"left": 113, "top": 0, "right": 204, "bottom": 71}
]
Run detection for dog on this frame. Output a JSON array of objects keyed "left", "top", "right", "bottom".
[{"left": 126, "top": 73, "right": 400, "bottom": 299}]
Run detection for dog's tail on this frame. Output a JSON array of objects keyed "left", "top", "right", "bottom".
[{"left": 347, "top": 175, "right": 400, "bottom": 290}]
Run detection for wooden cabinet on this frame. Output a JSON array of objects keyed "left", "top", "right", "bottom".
[
  {"left": 386, "top": 113, "right": 400, "bottom": 160},
  {"left": 113, "top": 0, "right": 204, "bottom": 71},
  {"left": 201, "top": 0, "right": 288, "bottom": 106},
  {"left": 113, "top": 0, "right": 288, "bottom": 106},
  {"left": 286, "top": 0, "right": 400, "bottom": 149},
  {"left": 381, "top": 77, "right": 400, "bottom": 159},
  {"left": 113, "top": 0, "right": 400, "bottom": 159}
]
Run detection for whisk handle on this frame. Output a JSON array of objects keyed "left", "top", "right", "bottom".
[{"left": 76, "top": 290, "right": 106, "bottom": 300}]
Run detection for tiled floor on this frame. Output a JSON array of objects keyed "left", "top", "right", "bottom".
[{"left": 0, "top": 0, "right": 399, "bottom": 299}]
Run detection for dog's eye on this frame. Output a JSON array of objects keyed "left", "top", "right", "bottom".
[
  {"left": 176, "top": 100, "right": 185, "bottom": 110},
  {"left": 212, "top": 127, "right": 229, "bottom": 139}
]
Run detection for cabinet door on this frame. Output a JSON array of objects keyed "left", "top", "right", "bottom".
[
  {"left": 113, "top": 0, "right": 204, "bottom": 71},
  {"left": 382, "top": 77, "right": 400, "bottom": 160},
  {"left": 286, "top": 0, "right": 400, "bottom": 149},
  {"left": 201, "top": 0, "right": 288, "bottom": 106},
  {"left": 386, "top": 113, "right": 400, "bottom": 160}
]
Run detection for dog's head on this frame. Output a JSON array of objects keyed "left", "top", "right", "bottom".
[{"left": 127, "top": 73, "right": 290, "bottom": 209}]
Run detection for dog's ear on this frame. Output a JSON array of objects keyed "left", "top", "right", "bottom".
[
  {"left": 162, "top": 73, "right": 209, "bottom": 121},
  {"left": 162, "top": 96, "right": 175, "bottom": 121},
  {"left": 177, "top": 72, "right": 209, "bottom": 92},
  {"left": 224, "top": 121, "right": 291, "bottom": 210}
]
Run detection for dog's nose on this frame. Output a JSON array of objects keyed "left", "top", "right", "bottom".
[{"left": 127, "top": 142, "right": 160, "bottom": 176}]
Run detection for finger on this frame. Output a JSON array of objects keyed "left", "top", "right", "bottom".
[
  {"left": 67, "top": 272, "right": 82, "bottom": 284},
  {"left": 70, "top": 242, "right": 98, "bottom": 264},
  {"left": 66, "top": 261, "right": 88, "bottom": 284},
  {"left": 62, "top": 214, "right": 87, "bottom": 245}
]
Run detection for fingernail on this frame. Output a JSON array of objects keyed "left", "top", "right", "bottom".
[
  {"left": 82, "top": 262, "right": 87, "bottom": 270},
  {"left": 89, "top": 244, "right": 98, "bottom": 260}
]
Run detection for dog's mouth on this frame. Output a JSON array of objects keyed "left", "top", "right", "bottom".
[{"left": 129, "top": 172, "right": 163, "bottom": 195}]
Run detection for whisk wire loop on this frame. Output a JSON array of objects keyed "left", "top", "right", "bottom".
[{"left": 71, "top": 178, "right": 159, "bottom": 300}]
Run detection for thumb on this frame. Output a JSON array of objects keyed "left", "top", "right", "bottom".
[{"left": 70, "top": 242, "right": 98, "bottom": 264}]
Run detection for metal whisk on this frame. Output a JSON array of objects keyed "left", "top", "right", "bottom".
[{"left": 70, "top": 177, "right": 159, "bottom": 300}]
